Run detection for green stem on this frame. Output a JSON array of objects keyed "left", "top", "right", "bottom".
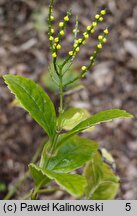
[
  {"left": 58, "top": 66, "right": 64, "bottom": 114},
  {"left": 48, "top": 0, "right": 54, "bottom": 49},
  {"left": 53, "top": 58, "right": 64, "bottom": 114},
  {"left": 31, "top": 189, "right": 38, "bottom": 200},
  {"left": 64, "top": 75, "right": 81, "bottom": 87},
  {"left": 31, "top": 133, "right": 59, "bottom": 200},
  {"left": 37, "top": 187, "right": 64, "bottom": 194},
  {"left": 30, "top": 66, "right": 64, "bottom": 200},
  {"left": 53, "top": 58, "right": 60, "bottom": 76},
  {"left": 31, "top": 176, "right": 50, "bottom": 200},
  {"left": 59, "top": 77, "right": 63, "bottom": 113},
  {"left": 31, "top": 187, "right": 64, "bottom": 200},
  {"left": 44, "top": 133, "right": 59, "bottom": 168}
]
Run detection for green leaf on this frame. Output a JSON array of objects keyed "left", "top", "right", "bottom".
[
  {"left": 84, "top": 153, "right": 120, "bottom": 200},
  {"left": 29, "top": 163, "right": 50, "bottom": 187},
  {"left": 30, "top": 164, "right": 86, "bottom": 197},
  {"left": 59, "top": 109, "right": 133, "bottom": 146},
  {"left": 42, "top": 169, "right": 87, "bottom": 198},
  {"left": 41, "top": 59, "right": 80, "bottom": 92},
  {"left": 4, "top": 75, "right": 56, "bottom": 138},
  {"left": 100, "top": 148, "right": 115, "bottom": 164},
  {"left": 58, "top": 107, "right": 90, "bottom": 131},
  {"left": 40, "top": 135, "right": 98, "bottom": 173}
]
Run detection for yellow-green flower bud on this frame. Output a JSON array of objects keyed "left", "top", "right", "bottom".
[
  {"left": 78, "top": 38, "right": 82, "bottom": 43},
  {"left": 74, "top": 43, "right": 77, "bottom": 48},
  {"left": 57, "top": 44, "right": 61, "bottom": 50},
  {"left": 99, "top": 17, "right": 103, "bottom": 22},
  {"left": 52, "top": 52, "right": 57, "bottom": 58},
  {"left": 98, "top": 35, "right": 103, "bottom": 40},
  {"left": 97, "top": 44, "right": 102, "bottom": 49},
  {"left": 53, "top": 43, "right": 56, "bottom": 49},
  {"left": 76, "top": 47, "right": 80, "bottom": 52},
  {"left": 82, "top": 40, "right": 86, "bottom": 45},
  {"left": 51, "top": 29, "right": 54, "bottom": 34},
  {"left": 90, "top": 56, "right": 94, "bottom": 61},
  {"left": 82, "top": 66, "right": 87, "bottom": 71},
  {"left": 103, "top": 38, "right": 107, "bottom": 43},
  {"left": 84, "top": 33, "right": 89, "bottom": 39},
  {"left": 69, "top": 51, "right": 73, "bottom": 56},
  {"left": 101, "top": 10, "right": 106, "bottom": 15},
  {"left": 50, "top": 16, "right": 54, "bottom": 21},
  {"left": 49, "top": 36, "right": 54, "bottom": 41},
  {"left": 59, "top": 22, "right": 64, "bottom": 27},
  {"left": 64, "top": 16, "right": 69, "bottom": 22},
  {"left": 104, "top": 29, "right": 109, "bottom": 34},
  {"left": 60, "top": 30, "right": 64, "bottom": 36},
  {"left": 91, "top": 29, "right": 95, "bottom": 33},
  {"left": 54, "top": 37, "right": 59, "bottom": 43},
  {"left": 92, "top": 22, "right": 97, "bottom": 27},
  {"left": 95, "top": 14, "right": 100, "bottom": 19},
  {"left": 87, "top": 26, "right": 91, "bottom": 31}
]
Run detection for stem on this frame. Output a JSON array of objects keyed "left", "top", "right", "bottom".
[
  {"left": 48, "top": 0, "right": 54, "bottom": 49},
  {"left": 3, "top": 139, "right": 46, "bottom": 200},
  {"left": 31, "top": 189, "right": 38, "bottom": 200},
  {"left": 59, "top": 74, "right": 63, "bottom": 114},
  {"left": 53, "top": 58, "right": 64, "bottom": 114},
  {"left": 64, "top": 75, "right": 81, "bottom": 87},
  {"left": 37, "top": 187, "right": 64, "bottom": 194},
  {"left": 44, "top": 134, "right": 59, "bottom": 168},
  {"left": 53, "top": 58, "right": 60, "bottom": 76},
  {"left": 31, "top": 187, "right": 65, "bottom": 200},
  {"left": 30, "top": 133, "right": 59, "bottom": 199},
  {"left": 31, "top": 176, "right": 50, "bottom": 200},
  {"left": 58, "top": 64, "right": 64, "bottom": 114},
  {"left": 73, "top": 16, "right": 79, "bottom": 44}
]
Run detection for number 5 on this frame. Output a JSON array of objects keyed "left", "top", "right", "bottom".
[{"left": 125, "top": 203, "right": 131, "bottom": 211}]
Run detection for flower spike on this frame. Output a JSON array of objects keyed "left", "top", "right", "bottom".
[{"left": 80, "top": 29, "right": 109, "bottom": 78}]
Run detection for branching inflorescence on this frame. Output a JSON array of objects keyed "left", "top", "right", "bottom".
[{"left": 47, "top": 0, "right": 109, "bottom": 113}]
